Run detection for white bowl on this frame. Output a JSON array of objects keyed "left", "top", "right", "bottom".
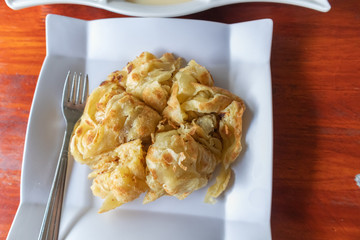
[{"left": 5, "top": 0, "right": 331, "bottom": 17}]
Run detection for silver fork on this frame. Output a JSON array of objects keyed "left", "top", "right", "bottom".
[{"left": 38, "top": 71, "right": 88, "bottom": 240}]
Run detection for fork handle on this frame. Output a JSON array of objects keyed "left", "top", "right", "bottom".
[{"left": 38, "top": 123, "right": 75, "bottom": 240}]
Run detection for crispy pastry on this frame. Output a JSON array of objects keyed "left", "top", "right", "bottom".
[
  {"left": 70, "top": 52, "right": 246, "bottom": 212},
  {"left": 89, "top": 140, "right": 148, "bottom": 213}
]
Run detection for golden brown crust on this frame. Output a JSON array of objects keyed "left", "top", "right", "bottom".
[
  {"left": 89, "top": 140, "right": 148, "bottom": 213},
  {"left": 119, "top": 52, "right": 182, "bottom": 112},
  {"left": 70, "top": 52, "right": 246, "bottom": 212},
  {"left": 70, "top": 78, "right": 161, "bottom": 165},
  {"left": 144, "top": 130, "right": 218, "bottom": 203}
]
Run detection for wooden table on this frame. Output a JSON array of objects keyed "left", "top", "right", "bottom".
[{"left": 1, "top": 0, "right": 359, "bottom": 239}]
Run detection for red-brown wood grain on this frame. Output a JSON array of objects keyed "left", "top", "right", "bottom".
[{"left": 0, "top": 0, "right": 359, "bottom": 239}]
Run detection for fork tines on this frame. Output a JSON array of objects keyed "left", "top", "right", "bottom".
[{"left": 64, "top": 71, "right": 89, "bottom": 105}]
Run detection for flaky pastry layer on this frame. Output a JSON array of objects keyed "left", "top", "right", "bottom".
[{"left": 70, "top": 52, "right": 245, "bottom": 212}]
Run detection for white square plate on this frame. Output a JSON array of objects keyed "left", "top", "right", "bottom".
[
  {"left": 7, "top": 15, "right": 273, "bottom": 240},
  {"left": 5, "top": 0, "right": 330, "bottom": 17}
]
